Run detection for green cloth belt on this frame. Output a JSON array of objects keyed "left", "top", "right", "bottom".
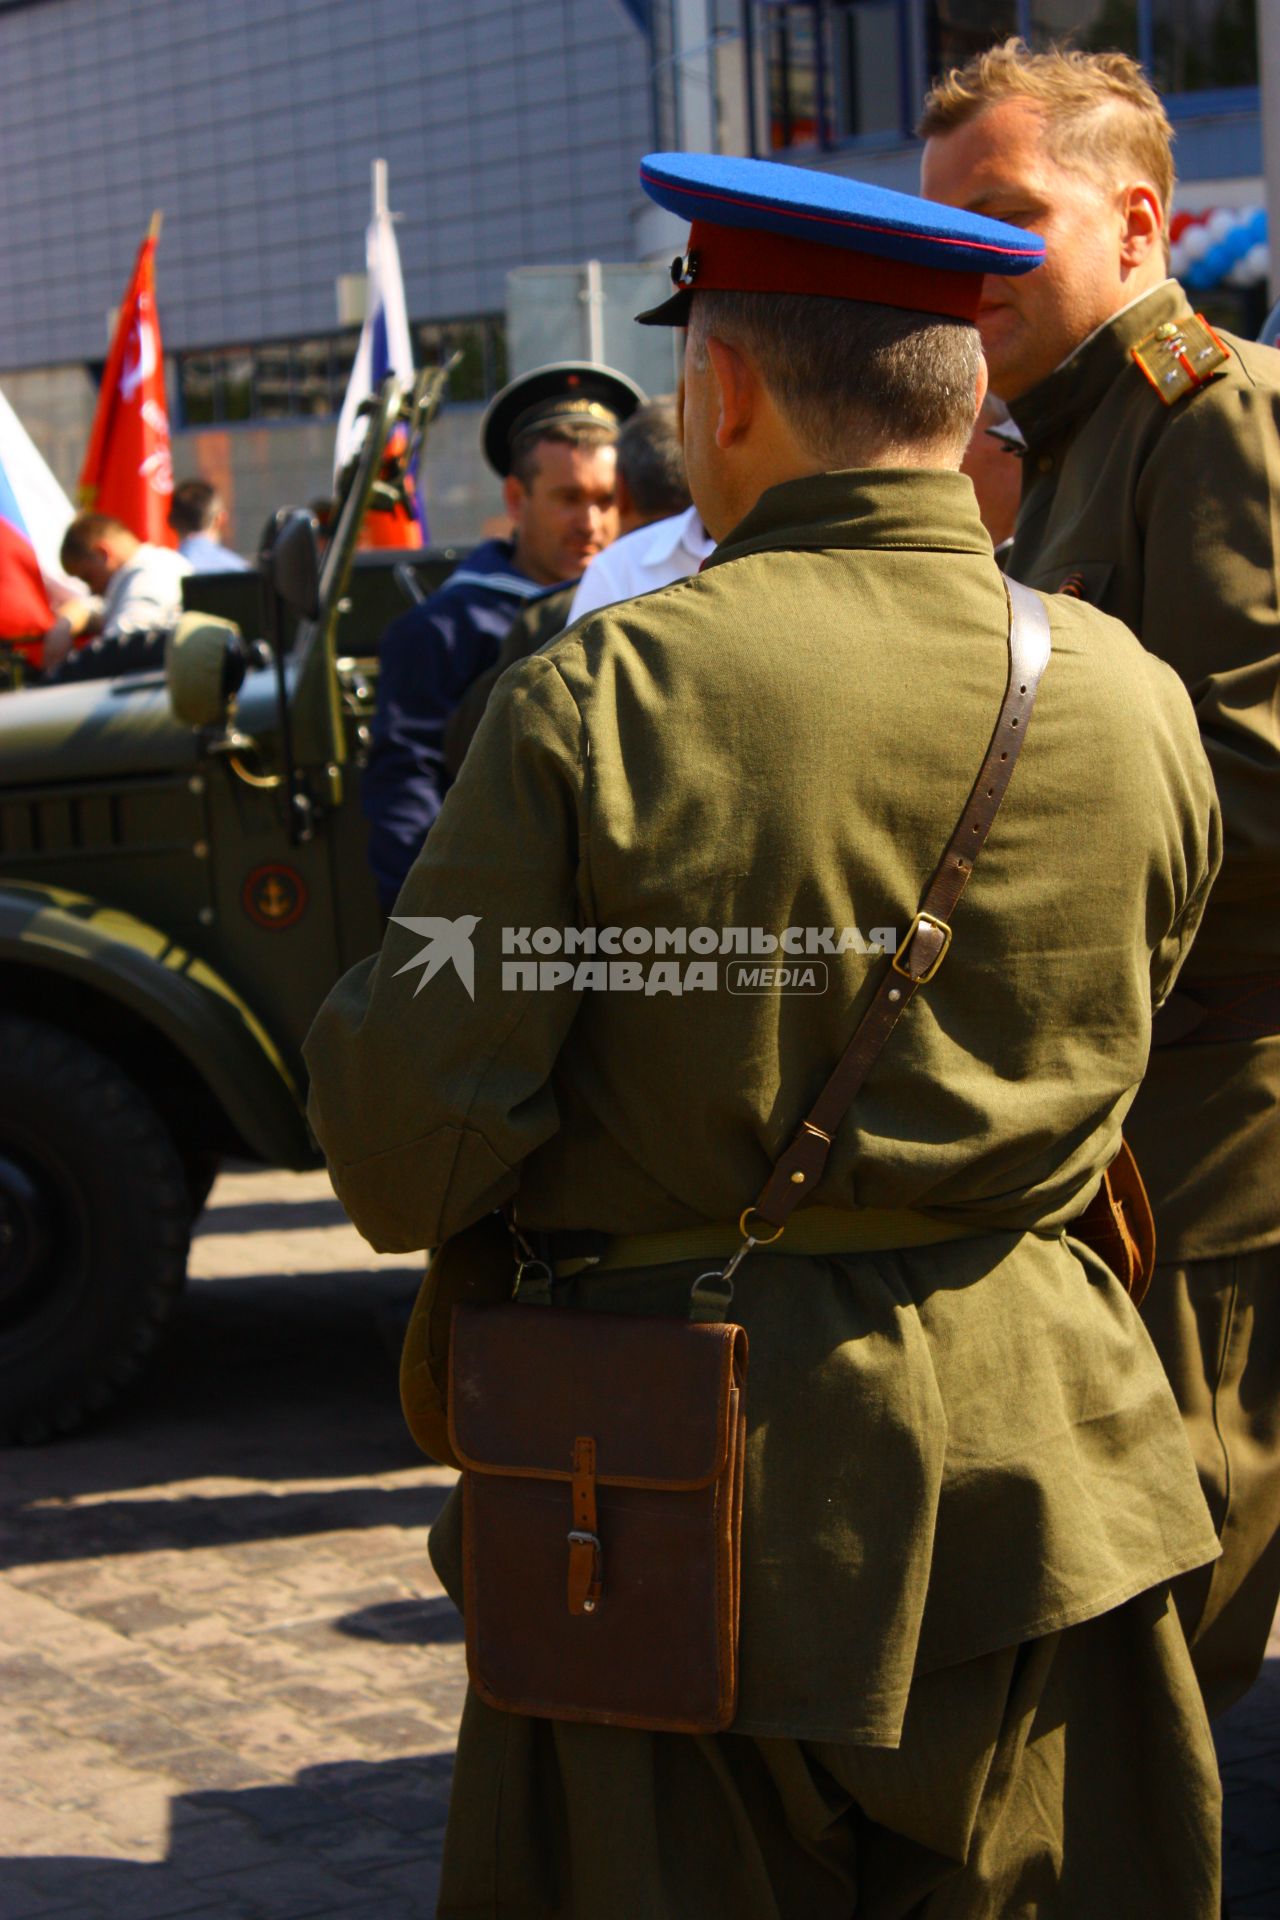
[{"left": 553, "top": 1205, "right": 977, "bottom": 1278}]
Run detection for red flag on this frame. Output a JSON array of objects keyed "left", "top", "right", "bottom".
[{"left": 79, "top": 227, "right": 176, "bottom": 546}]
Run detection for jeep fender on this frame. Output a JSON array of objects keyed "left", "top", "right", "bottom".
[{"left": 0, "top": 881, "right": 313, "bottom": 1168}]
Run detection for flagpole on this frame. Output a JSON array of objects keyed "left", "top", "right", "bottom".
[
  {"left": 373, "top": 160, "right": 388, "bottom": 222},
  {"left": 148, "top": 208, "right": 163, "bottom": 245}
]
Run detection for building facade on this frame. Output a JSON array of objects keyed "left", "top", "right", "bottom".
[{"left": 0, "top": 0, "right": 653, "bottom": 547}]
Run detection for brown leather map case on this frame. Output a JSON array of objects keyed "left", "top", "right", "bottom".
[{"left": 449, "top": 1303, "right": 748, "bottom": 1732}]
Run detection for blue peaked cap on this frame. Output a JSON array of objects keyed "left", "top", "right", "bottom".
[{"left": 636, "top": 151, "right": 1043, "bottom": 325}]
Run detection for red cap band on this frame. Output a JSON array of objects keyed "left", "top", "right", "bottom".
[{"left": 678, "top": 219, "right": 984, "bottom": 322}]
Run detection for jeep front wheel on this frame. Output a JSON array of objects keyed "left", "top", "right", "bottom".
[{"left": 0, "top": 1013, "right": 191, "bottom": 1442}]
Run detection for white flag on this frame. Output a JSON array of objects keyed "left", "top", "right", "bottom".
[{"left": 334, "top": 161, "right": 415, "bottom": 478}]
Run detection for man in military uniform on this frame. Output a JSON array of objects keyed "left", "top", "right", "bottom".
[
  {"left": 307, "top": 153, "right": 1224, "bottom": 1914},
  {"left": 361, "top": 362, "right": 642, "bottom": 909},
  {"left": 922, "top": 40, "right": 1280, "bottom": 1720}
]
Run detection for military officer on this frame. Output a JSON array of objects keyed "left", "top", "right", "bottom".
[
  {"left": 360, "top": 362, "right": 641, "bottom": 909},
  {"left": 306, "top": 153, "right": 1224, "bottom": 1915},
  {"left": 922, "top": 39, "right": 1280, "bottom": 1721}
]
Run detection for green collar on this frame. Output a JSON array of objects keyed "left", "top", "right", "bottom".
[
  {"left": 1008, "top": 279, "right": 1189, "bottom": 451},
  {"left": 706, "top": 467, "right": 992, "bottom": 569}
]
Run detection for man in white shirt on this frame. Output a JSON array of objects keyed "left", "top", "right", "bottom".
[
  {"left": 568, "top": 398, "right": 713, "bottom": 621},
  {"left": 52, "top": 513, "right": 191, "bottom": 678}
]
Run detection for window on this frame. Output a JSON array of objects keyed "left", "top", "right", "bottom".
[
  {"left": 763, "top": 1, "right": 1022, "bottom": 150},
  {"left": 746, "top": 0, "right": 1257, "bottom": 156},
  {"left": 1150, "top": 0, "right": 1256, "bottom": 93},
  {"left": 1035, "top": 0, "right": 1256, "bottom": 90},
  {"left": 176, "top": 318, "right": 507, "bottom": 428},
  {"left": 1030, "top": 0, "right": 1138, "bottom": 59},
  {"left": 830, "top": 1, "right": 906, "bottom": 143},
  {"left": 414, "top": 318, "right": 508, "bottom": 404},
  {"left": 926, "top": 0, "right": 1019, "bottom": 79},
  {"left": 767, "top": 4, "right": 822, "bottom": 149},
  {"left": 177, "top": 337, "right": 357, "bottom": 427}
]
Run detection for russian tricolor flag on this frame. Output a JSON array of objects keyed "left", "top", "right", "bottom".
[
  {"left": 334, "top": 160, "right": 425, "bottom": 544},
  {"left": 0, "top": 385, "right": 77, "bottom": 661}
]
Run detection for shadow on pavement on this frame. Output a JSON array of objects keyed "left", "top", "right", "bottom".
[
  {"left": 0, "top": 1481, "right": 451, "bottom": 1572},
  {"left": 336, "top": 1597, "right": 465, "bottom": 1645},
  {"left": 1, "top": 1265, "right": 448, "bottom": 1569},
  {"left": 12, "top": 1265, "right": 422, "bottom": 1474},
  {"left": 0, "top": 1754, "right": 453, "bottom": 1920},
  {"left": 0, "top": 1665, "right": 1274, "bottom": 1916},
  {"left": 1217, "top": 1653, "right": 1280, "bottom": 1916},
  {"left": 192, "top": 1196, "right": 354, "bottom": 1238}
]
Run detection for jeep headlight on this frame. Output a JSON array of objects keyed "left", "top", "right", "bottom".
[{"left": 166, "top": 614, "right": 248, "bottom": 729}]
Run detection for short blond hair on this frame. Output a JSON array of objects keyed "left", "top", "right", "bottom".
[{"left": 918, "top": 39, "right": 1175, "bottom": 227}]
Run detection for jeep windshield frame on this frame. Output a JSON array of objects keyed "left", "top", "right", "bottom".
[{"left": 286, "top": 377, "right": 402, "bottom": 780}]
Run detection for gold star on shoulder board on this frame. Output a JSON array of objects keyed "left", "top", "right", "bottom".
[{"left": 1132, "top": 313, "right": 1231, "bottom": 405}]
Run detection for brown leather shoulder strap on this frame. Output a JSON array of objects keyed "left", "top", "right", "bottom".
[{"left": 752, "top": 578, "right": 1052, "bottom": 1230}]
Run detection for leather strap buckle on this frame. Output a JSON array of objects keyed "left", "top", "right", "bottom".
[
  {"left": 569, "top": 1437, "right": 603, "bottom": 1615},
  {"left": 736, "top": 1207, "right": 785, "bottom": 1245},
  {"left": 513, "top": 1256, "right": 553, "bottom": 1305},
  {"left": 892, "top": 911, "right": 953, "bottom": 985},
  {"left": 690, "top": 1268, "right": 736, "bottom": 1322},
  {"left": 567, "top": 1531, "right": 603, "bottom": 1614}
]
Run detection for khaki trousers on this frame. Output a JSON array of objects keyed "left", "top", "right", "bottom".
[
  {"left": 1141, "top": 1248, "right": 1280, "bottom": 1716},
  {"left": 435, "top": 1585, "right": 1219, "bottom": 1919}
]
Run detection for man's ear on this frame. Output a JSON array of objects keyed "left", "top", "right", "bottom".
[
  {"left": 501, "top": 473, "right": 526, "bottom": 522},
  {"left": 614, "top": 470, "right": 634, "bottom": 523},
  {"left": 973, "top": 351, "right": 989, "bottom": 424},
  {"left": 705, "top": 335, "right": 754, "bottom": 450},
  {"left": 1119, "top": 182, "right": 1164, "bottom": 270}
]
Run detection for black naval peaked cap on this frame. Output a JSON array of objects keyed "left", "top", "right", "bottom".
[{"left": 481, "top": 361, "right": 647, "bottom": 477}]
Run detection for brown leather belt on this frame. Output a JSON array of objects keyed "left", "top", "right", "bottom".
[{"left": 1153, "top": 978, "right": 1280, "bottom": 1048}]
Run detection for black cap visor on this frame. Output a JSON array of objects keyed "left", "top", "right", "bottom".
[{"left": 635, "top": 288, "right": 693, "bottom": 327}]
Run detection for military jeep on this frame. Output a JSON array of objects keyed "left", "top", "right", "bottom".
[{"left": 0, "top": 382, "right": 454, "bottom": 1440}]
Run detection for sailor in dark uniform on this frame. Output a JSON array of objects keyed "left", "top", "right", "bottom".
[{"left": 361, "top": 362, "right": 642, "bottom": 909}]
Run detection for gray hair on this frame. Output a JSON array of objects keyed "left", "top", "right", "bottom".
[{"left": 687, "top": 290, "right": 982, "bottom": 465}]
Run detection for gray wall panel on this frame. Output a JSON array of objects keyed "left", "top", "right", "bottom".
[{"left": 0, "top": 0, "right": 651, "bottom": 369}]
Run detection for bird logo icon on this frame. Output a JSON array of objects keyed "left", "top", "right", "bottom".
[{"left": 389, "top": 915, "right": 481, "bottom": 1001}]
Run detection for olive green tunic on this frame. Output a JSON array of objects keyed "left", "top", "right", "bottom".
[
  {"left": 436, "top": 1586, "right": 1219, "bottom": 1919},
  {"left": 1006, "top": 278, "right": 1280, "bottom": 1263},
  {"left": 306, "top": 469, "right": 1221, "bottom": 1752},
  {"left": 1005, "top": 280, "right": 1280, "bottom": 1713}
]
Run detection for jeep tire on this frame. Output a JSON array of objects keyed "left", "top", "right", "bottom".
[{"left": 0, "top": 1013, "right": 191, "bottom": 1442}]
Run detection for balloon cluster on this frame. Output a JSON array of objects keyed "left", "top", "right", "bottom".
[{"left": 1171, "top": 205, "right": 1268, "bottom": 291}]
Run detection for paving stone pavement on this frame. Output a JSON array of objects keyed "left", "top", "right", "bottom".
[
  {"left": 1, "top": 1166, "right": 1277, "bottom": 1919},
  {"left": 2, "top": 1168, "right": 456, "bottom": 1920}
]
